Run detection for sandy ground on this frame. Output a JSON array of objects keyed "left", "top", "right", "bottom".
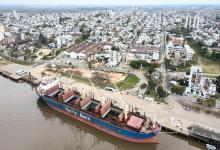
[
  {"left": 29, "top": 64, "right": 47, "bottom": 79},
  {"left": 25, "top": 64, "right": 220, "bottom": 134},
  {"left": 0, "top": 58, "right": 11, "bottom": 67},
  {"left": 63, "top": 68, "right": 126, "bottom": 83},
  {"left": 0, "top": 63, "right": 31, "bottom": 73},
  {"left": 35, "top": 48, "right": 52, "bottom": 60},
  {"left": 54, "top": 76, "right": 220, "bottom": 134}
]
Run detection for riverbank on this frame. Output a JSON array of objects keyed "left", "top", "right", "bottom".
[
  {"left": 0, "top": 76, "right": 205, "bottom": 150},
  {"left": 0, "top": 63, "right": 220, "bottom": 147}
]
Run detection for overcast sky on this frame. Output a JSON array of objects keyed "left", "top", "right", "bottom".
[{"left": 1, "top": 0, "right": 220, "bottom": 5}]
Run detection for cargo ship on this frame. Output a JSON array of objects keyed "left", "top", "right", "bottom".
[{"left": 36, "top": 79, "right": 160, "bottom": 143}]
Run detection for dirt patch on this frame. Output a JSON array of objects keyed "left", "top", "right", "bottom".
[
  {"left": 35, "top": 49, "right": 52, "bottom": 60},
  {"left": 0, "top": 58, "right": 11, "bottom": 66},
  {"left": 63, "top": 68, "right": 126, "bottom": 83}
]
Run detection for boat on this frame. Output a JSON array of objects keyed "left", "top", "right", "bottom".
[{"left": 36, "top": 78, "right": 161, "bottom": 143}]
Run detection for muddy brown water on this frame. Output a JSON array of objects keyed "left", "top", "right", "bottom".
[{"left": 0, "top": 76, "right": 205, "bottom": 150}]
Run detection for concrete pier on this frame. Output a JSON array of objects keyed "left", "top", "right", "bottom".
[{"left": 188, "top": 124, "right": 220, "bottom": 148}]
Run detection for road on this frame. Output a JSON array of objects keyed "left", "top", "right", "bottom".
[{"left": 158, "top": 19, "right": 170, "bottom": 93}]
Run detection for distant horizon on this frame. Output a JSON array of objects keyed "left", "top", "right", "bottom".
[
  {"left": 1, "top": 0, "right": 220, "bottom": 6},
  {"left": 0, "top": 3, "right": 220, "bottom": 7}
]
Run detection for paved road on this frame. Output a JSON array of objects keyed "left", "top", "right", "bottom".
[{"left": 158, "top": 24, "right": 170, "bottom": 93}]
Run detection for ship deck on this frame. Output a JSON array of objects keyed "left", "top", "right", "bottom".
[{"left": 45, "top": 88, "right": 158, "bottom": 134}]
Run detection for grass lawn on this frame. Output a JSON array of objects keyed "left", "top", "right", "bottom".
[
  {"left": 0, "top": 54, "right": 34, "bottom": 66},
  {"left": 117, "top": 74, "right": 140, "bottom": 90},
  {"left": 187, "top": 40, "right": 220, "bottom": 74},
  {"left": 198, "top": 57, "right": 220, "bottom": 74}
]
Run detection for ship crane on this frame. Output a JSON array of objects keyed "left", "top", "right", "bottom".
[
  {"left": 112, "top": 81, "right": 129, "bottom": 120},
  {"left": 88, "top": 78, "right": 105, "bottom": 105}
]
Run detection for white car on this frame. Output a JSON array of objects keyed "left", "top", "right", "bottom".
[{"left": 16, "top": 70, "right": 27, "bottom": 76}]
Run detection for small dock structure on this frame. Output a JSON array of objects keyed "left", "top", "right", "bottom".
[
  {"left": 0, "top": 68, "right": 21, "bottom": 81},
  {"left": 188, "top": 124, "right": 220, "bottom": 148}
]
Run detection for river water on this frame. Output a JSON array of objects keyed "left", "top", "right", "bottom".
[{"left": 0, "top": 76, "right": 205, "bottom": 150}]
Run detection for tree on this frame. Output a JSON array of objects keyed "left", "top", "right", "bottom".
[
  {"left": 148, "top": 66, "right": 155, "bottom": 74},
  {"left": 137, "top": 30, "right": 141, "bottom": 36},
  {"left": 34, "top": 41, "right": 42, "bottom": 48},
  {"left": 211, "top": 42, "right": 218, "bottom": 48},
  {"left": 81, "top": 33, "right": 90, "bottom": 41},
  {"left": 197, "top": 41, "right": 203, "bottom": 47},
  {"left": 111, "top": 46, "right": 119, "bottom": 51},
  {"left": 140, "top": 83, "right": 147, "bottom": 89},
  {"left": 178, "top": 78, "right": 188, "bottom": 86},
  {"left": 79, "top": 24, "right": 86, "bottom": 32},
  {"left": 157, "top": 86, "right": 166, "bottom": 98},
  {"left": 216, "top": 76, "right": 220, "bottom": 93},
  {"left": 200, "top": 48, "right": 207, "bottom": 56},
  {"left": 171, "top": 85, "right": 185, "bottom": 95},
  {"left": 166, "top": 35, "right": 169, "bottom": 42},
  {"left": 38, "top": 33, "right": 48, "bottom": 45},
  {"left": 211, "top": 51, "right": 220, "bottom": 61},
  {"left": 148, "top": 80, "right": 156, "bottom": 91}
]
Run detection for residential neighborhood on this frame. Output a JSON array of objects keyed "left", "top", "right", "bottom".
[{"left": 0, "top": 4, "right": 220, "bottom": 149}]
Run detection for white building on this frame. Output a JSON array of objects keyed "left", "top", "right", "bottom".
[
  {"left": 57, "top": 51, "right": 85, "bottom": 60},
  {"left": 185, "top": 16, "right": 190, "bottom": 29},
  {"left": 165, "top": 37, "right": 184, "bottom": 56},
  {"left": 0, "top": 23, "right": 5, "bottom": 32},
  {"left": 186, "top": 66, "right": 216, "bottom": 98},
  {"left": 131, "top": 46, "right": 160, "bottom": 62},
  {"left": 106, "top": 50, "right": 122, "bottom": 68},
  {"left": 192, "top": 15, "right": 200, "bottom": 30},
  {"left": 184, "top": 44, "right": 195, "bottom": 61}
]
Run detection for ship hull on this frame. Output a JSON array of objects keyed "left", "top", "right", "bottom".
[{"left": 39, "top": 95, "right": 159, "bottom": 144}]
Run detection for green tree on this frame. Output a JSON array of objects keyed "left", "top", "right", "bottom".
[
  {"left": 157, "top": 86, "right": 166, "bottom": 98},
  {"left": 171, "top": 85, "right": 185, "bottom": 95},
  {"left": 211, "top": 42, "right": 218, "bottom": 48},
  {"left": 38, "top": 33, "right": 48, "bottom": 45},
  {"left": 148, "top": 80, "right": 156, "bottom": 91},
  {"left": 81, "top": 33, "right": 90, "bottom": 41},
  {"left": 34, "top": 41, "right": 42, "bottom": 48},
  {"left": 111, "top": 46, "right": 120, "bottom": 51},
  {"left": 148, "top": 65, "right": 155, "bottom": 74},
  {"left": 166, "top": 35, "right": 169, "bottom": 42},
  {"left": 216, "top": 76, "right": 220, "bottom": 93}
]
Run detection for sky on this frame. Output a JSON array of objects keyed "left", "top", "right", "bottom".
[{"left": 1, "top": 0, "right": 220, "bottom": 5}]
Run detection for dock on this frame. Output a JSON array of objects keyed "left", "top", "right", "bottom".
[
  {"left": 0, "top": 68, "right": 22, "bottom": 81},
  {"left": 188, "top": 124, "right": 220, "bottom": 148},
  {"left": 160, "top": 124, "right": 220, "bottom": 148},
  {"left": 0, "top": 64, "right": 40, "bottom": 86}
]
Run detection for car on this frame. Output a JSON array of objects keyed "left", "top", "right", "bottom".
[
  {"left": 16, "top": 70, "right": 27, "bottom": 76},
  {"left": 33, "top": 63, "right": 38, "bottom": 67},
  {"left": 104, "top": 87, "right": 117, "bottom": 92}
]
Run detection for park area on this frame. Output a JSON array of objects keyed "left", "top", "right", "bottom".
[
  {"left": 116, "top": 74, "right": 140, "bottom": 90},
  {"left": 198, "top": 57, "right": 220, "bottom": 74}
]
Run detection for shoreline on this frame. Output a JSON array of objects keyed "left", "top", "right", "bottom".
[{"left": 0, "top": 65, "right": 220, "bottom": 148}]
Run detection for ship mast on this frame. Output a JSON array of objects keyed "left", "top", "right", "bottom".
[
  {"left": 88, "top": 78, "right": 105, "bottom": 105},
  {"left": 112, "top": 81, "right": 129, "bottom": 120}
]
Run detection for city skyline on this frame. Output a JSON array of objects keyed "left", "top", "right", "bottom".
[{"left": 1, "top": 0, "right": 220, "bottom": 5}]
